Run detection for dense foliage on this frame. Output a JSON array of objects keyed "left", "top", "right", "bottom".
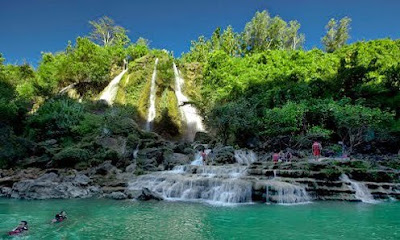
[
  {"left": 1, "top": 11, "right": 399, "bottom": 169},
  {"left": 180, "top": 10, "right": 399, "bottom": 154}
]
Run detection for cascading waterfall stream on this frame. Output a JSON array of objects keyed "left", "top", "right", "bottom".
[
  {"left": 129, "top": 153, "right": 252, "bottom": 205},
  {"left": 146, "top": 58, "right": 159, "bottom": 131},
  {"left": 340, "top": 174, "right": 378, "bottom": 203},
  {"left": 265, "top": 181, "right": 311, "bottom": 205},
  {"left": 264, "top": 164, "right": 311, "bottom": 204},
  {"left": 59, "top": 83, "right": 77, "bottom": 94},
  {"left": 173, "top": 63, "right": 205, "bottom": 141},
  {"left": 99, "top": 69, "right": 128, "bottom": 105},
  {"left": 234, "top": 150, "right": 257, "bottom": 165}
]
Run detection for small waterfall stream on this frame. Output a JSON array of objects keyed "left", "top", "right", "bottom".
[
  {"left": 234, "top": 150, "right": 257, "bottom": 165},
  {"left": 146, "top": 58, "right": 159, "bottom": 131},
  {"left": 99, "top": 69, "right": 128, "bottom": 105},
  {"left": 173, "top": 63, "right": 205, "bottom": 141},
  {"left": 59, "top": 83, "right": 77, "bottom": 94},
  {"left": 340, "top": 174, "right": 378, "bottom": 203},
  {"left": 264, "top": 165, "right": 310, "bottom": 204},
  {"left": 128, "top": 164, "right": 252, "bottom": 205},
  {"left": 265, "top": 181, "right": 311, "bottom": 205}
]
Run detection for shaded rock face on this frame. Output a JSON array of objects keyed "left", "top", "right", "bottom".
[
  {"left": 125, "top": 187, "right": 163, "bottom": 201},
  {"left": 88, "top": 161, "right": 120, "bottom": 176},
  {"left": 164, "top": 153, "right": 190, "bottom": 170},
  {"left": 96, "top": 137, "right": 127, "bottom": 157},
  {"left": 194, "top": 132, "right": 212, "bottom": 144},
  {"left": 10, "top": 172, "right": 100, "bottom": 200},
  {"left": 209, "top": 146, "right": 235, "bottom": 165},
  {"left": 106, "top": 191, "right": 127, "bottom": 200},
  {"left": 136, "top": 187, "right": 163, "bottom": 201},
  {"left": 0, "top": 187, "right": 12, "bottom": 197}
]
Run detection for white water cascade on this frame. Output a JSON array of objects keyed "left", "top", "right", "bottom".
[
  {"left": 265, "top": 181, "right": 311, "bottom": 205},
  {"left": 264, "top": 167, "right": 310, "bottom": 204},
  {"left": 340, "top": 174, "right": 378, "bottom": 203},
  {"left": 191, "top": 149, "right": 212, "bottom": 166},
  {"left": 234, "top": 150, "right": 257, "bottom": 165},
  {"left": 128, "top": 164, "right": 252, "bottom": 205},
  {"left": 99, "top": 69, "right": 128, "bottom": 105},
  {"left": 146, "top": 58, "right": 159, "bottom": 131},
  {"left": 59, "top": 83, "right": 77, "bottom": 95},
  {"left": 173, "top": 63, "right": 205, "bottom": 141}
]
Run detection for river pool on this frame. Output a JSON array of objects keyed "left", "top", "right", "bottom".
[{"left": 0, "top": 199, "right": 399, "bottom": 240}]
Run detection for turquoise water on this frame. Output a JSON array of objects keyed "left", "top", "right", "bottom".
[{"left": 0, "top": 199, "right": 399, "bottom": 240}]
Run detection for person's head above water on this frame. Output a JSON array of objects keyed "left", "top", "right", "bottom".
[{"left": 20, "top": 221, "right": 27, "bottom": 226}]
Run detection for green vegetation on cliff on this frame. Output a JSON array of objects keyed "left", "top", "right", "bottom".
[
  {"left": 1, "top": 11, "right": 399, "bottom": 169},
  {"left": 180, "top": 10, "right": 400, "bottom": 153}
]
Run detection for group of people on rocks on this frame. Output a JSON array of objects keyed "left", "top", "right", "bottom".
[
  {"left": 8, "top": 211, "right": 67, "bottom": 236},
  {"left": 272, "top": 150, "right": 293, "bottom": 163},
  {"left": 272, "top": 141, "right": 324, "bottom": 163}
]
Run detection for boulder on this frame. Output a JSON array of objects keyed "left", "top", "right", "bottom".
[
  {"left": 106, "top": 191, "right": 128, "bottom": 200},
  {"left": 194, "top": 132, "right": 212, "bottom": 143},
  {"left": 125, "top": 189, "right": 142, "bottom": 199},
  {"left": 136, "top": 188, "right": 163, "bottom": 201},
  {"left": 125, "top": 163, "right": 136, "bottom": 173},
  {"left": 0, "top": 187, "right": 12, "bottom": 197},
  {"left": 10, "top": 172, "right": 100, "bottom": 200},
  {"left": 89, "top": 161, "right": 119, "bottom": 176},
  {"left": 210, "top": 145, "right": 235, "bottom": 165},
  {"left": 173, "top": 142, "right": 192, "bottom": 154},
  {"left": 164, "top": 153, "right": 190, "bottom": 169},
  {"left": 96, "top": 137, "right": 127, "bottom": 156}
]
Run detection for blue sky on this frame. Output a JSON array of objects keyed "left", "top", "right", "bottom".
[{"left": 1, "top": 0, "right": 400, "bottom": 65}]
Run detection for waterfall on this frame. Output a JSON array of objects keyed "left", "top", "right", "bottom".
[
  {"left": 99, "top": 69, "right": 128, "bottom": 105},
  {"left": 173, "top": 63, "right": 205, "bottom": 141},
  {"left": 132, "top": 144, "right": 140, "bottom": 160},
  {"left": 265, "top": 180, "right": 311, "bottom": 205},
  {"left": 146, "top": 58, "right": 159, "bottom": 131},
  {"left": 128, "top": 164, "right": 252, "bottom": 205},
  {"left": 340, "top": 174, "right": 378, "bottom": 203},
  {"left": 234, "top": 150, "right": 257, "bottom": 165},
  {"left": 59, "top": 83, "right": 77, "bottom": 94}
]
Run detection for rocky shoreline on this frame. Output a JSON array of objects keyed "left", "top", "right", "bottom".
[{"left": 1, "top": 154, "right": 399, "bottom": 203}]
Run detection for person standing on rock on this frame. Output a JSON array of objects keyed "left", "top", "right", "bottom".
[
  {"left": 201, "top": 150, "right": 208, "bottom": 165},
  {"left": 312, "top": 141, "right": 322, "bottom": 161},
  {"left": 273, "top": 152, "right": 279, "bottom": 163},
  {"left": 286, "top": 151, "right": 293, "bottom": 162}
]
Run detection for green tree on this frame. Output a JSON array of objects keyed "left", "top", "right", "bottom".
[
  {"left": 89, "top": 16, "right": 130, "bottom": 46},
  {"left": 284, "top": 21, "right": 305, "bottom": 50},
  {"left": 184, "top": 36, "right": 212, "bottom": 62},
  {"left": 221, "top": 26, "right": 241, "bottom": 56},
  {"left": 331, "top": 104, "right": 394, "bottom": 152},
  {"left": 211, "top": 27, "right": 222, "bottom": 51},
  {"left": 322, "top": 17, "right": 351, "bottom": 53},
  {"left": 243, "top": 10, "right": 271, "bottom": 52}
]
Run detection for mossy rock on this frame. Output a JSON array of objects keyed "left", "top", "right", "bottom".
[
  {"left": 109, "top": 118, "right": 139, "bottom": 136},
  {"left": 53, "top": 147, "right": 90, "bottom": 167},
  {"left": 194, "top": 132, "right": 212, "bottom": 143},
  {"left": 211, "top": 146, "right": 235, "bottom": 165}
]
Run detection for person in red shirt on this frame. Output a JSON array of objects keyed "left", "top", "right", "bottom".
[
  {"left": 201, "top": 150, "right": 207, "bottom": 165},
  {"left": 312, "top": 141, "right": 322, "bottom": 160},
  {"left": 272, "top": 152, "right": 279, "bottom": 163}
]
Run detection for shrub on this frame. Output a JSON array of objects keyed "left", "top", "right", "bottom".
[{"left": 53, "top": 147, "right": 90, "bottom": 167}]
